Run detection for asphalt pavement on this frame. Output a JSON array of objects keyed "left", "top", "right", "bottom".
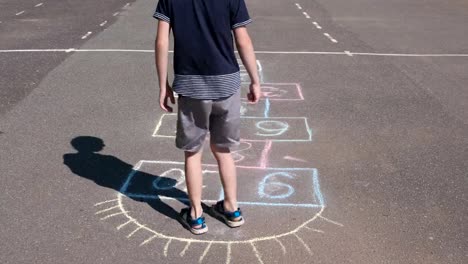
[{"left": 1, "top": 0, "right": 467, "bottom": 263}]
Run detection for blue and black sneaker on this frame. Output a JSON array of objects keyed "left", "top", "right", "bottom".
[
  {"left": 179, "top": 208, "right": 208, "bottom": 235},
  {"left": 211, "top": 200, "right": 245, "bottom": 228}
]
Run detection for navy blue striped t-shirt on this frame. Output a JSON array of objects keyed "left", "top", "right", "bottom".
[{"left": 153, "top": 0, "right": 252, "bottom": 99}]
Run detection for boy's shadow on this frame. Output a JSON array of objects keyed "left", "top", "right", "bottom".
[{"left": 63, "top": 136, "right": 191, "bottom": 221}]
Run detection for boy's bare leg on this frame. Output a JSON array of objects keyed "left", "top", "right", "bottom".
[
  {"left": 184, "top": 150, "right": 204, "bottom": 222},
  {"left": 210, "top": 144, "right": 240, "bottom": 217}
]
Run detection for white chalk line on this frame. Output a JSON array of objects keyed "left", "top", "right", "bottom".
[
  {"left": 180, "top": 241, "right": 191, "bottom": 256},
  {"left": 318, "top": 215, "right": 344, "bottom": 227},
  {"left": 95, "top": 205, "right": 120, "bottom": 215},
  {"left": 2, "top": 49, "right": 467, "bottom": 57},
  {"left": 274, "top": 237, "right": 287, "bottom": 255},
  {"left": 226, "top": 243, "right": 232, "bottom": 264},
  {"left": 117, "top": 219, "right": 133, "bottom": 230},
  {"left": 294, "top": 233, "right": 313, "bottom": 255},
  {"left": 140, "top": 234, "right": 158, "bottom": 246},
  {"left": 100, "top": 211, "right": 127, "bottom": 220},
  {"left": 94, "top": 198, "right": 118, "bottom": 206},
  {"left": 251, "top": 242, "right": 265, "bottom": 264},
  {"left": 163, "top": 238, "right": 172, "bottom": 257},
  {"left": 127, "top": 225, "right": 145, "bottom": 238},
  {"left": 304, "top": 226, "right": 325, "bottom": 233},
  {"left": 305, "top": 226, "right": 325, "bottom": 233},
  {"left": 199, "top": 242, "right": 212, "bottom": 263}
]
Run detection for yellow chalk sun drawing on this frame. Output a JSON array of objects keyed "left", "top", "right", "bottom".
[{"left": 93, "top": 161, "right": 343, "bottom": 264}]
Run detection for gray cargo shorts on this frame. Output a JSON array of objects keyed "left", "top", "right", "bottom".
[{"left": 176, "top": 89, "right": 241, "bottom": 152}]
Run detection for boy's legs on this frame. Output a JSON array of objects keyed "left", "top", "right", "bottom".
[
  {"left": 210, "top": 144, "right": 239, "bottom": 213},
  {"left": 210, "top": 90, "right": 242, "bottom": 218},
  {"left": 184, "top": 150, "right": 204, "bottom": 221},
  {"left": 176, "top": 95, "right": 212, "bottom": 227}
]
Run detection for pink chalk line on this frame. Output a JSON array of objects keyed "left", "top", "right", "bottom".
[
  {"left": 284, "top": 156, "right": 308, "bottom": 163},
  {"left": 259, "top": 140, "right": 273, "bottom": 168}
]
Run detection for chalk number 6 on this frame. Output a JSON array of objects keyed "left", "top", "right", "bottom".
[{"left": 258, "top": 172, "right": 295, "bottom": 199}]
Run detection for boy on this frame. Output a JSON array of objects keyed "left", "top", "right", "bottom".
[{"left": 153, "top": 0, "right": 260, "bottom": 234}]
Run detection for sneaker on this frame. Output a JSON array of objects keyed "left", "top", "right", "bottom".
[
  {"left": 211, "top": 200, "right": 245, "bottom": 228},
  {"left": 178, "top": 208, "right": 208, "bottom": 235}
]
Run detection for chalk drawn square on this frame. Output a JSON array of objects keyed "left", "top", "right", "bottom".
[
  {"left": 120, "top": 161, "right": 324, "bottom": 208},
  {"left": 241, "top": 83, "right": 304, "bottom": 101},
  {"left": 120, "top": 161, "right": 223, "bottom": 202},
  {"left": 235, "top": 165, "right": 323, "bottom": 208},
  {"left": 153, "top": 114, "right": 312, "bottom": 142},
  {"left": 238, "top": 116, "right": 312, "bottom": 142},
  {"left": 240, "top": 100, "right": 268, "bottom": 117}
]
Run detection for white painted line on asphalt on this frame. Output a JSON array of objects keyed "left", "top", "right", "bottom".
[
  {"left": 65, "top": 48, "right": 75, "bottom": 53},
  {"left": 81, "top": 32, "right": 92, "bottom": 39},
  {"left": 113, "top": 12, "right": 119, "bottom": 16},
  {"left": 124, "top": 3, "right": 130, "bottom": 8},
  {"left": 344, "top": 50, "right": 353, "bottom": 57},
  {"left": 350, "top": 52, "right": 468, "bottom": 57},
  {"left": 323, "top": 32, "right": 338, "bottom": 43},
  {"left": 16, "top": 11, "right": 25, "bottom": 16},
  {"left": 35, "top": 3, "right": 43, "bottom": 7},
  {"left": 2, "top": 49, "right": 468, "bottom": 57},
  {"left": 100, "top": 20, "right": 108, "bottom": 27},
  {"left": 295, "top": 3, "right": 302, "bottom": 10},
  {"left": 302, "top": 12, "right": 310, "bottom": 19},
  {"left": 312, "top": 21, "right": 322, "bottom": 29}
]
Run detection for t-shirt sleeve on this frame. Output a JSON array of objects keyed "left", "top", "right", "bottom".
[
  {"left": 153, "top": 0, "right": 171, "bottom": 23},
  {"left": 230, "top": 0, "right": 252, "bottom": 29}
]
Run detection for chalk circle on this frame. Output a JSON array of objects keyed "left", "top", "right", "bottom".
[
  {"left": 117, "top": 193, "right": 324, "bottom": 244},
  {"left": 255, "top": 120, "right": 289, "bottom": 136},
  {"left": 152, "top": 168, "right": 185, "bottom": 190}
]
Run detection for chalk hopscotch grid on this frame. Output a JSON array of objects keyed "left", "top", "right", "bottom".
[
  {"left": 152, "top": 114, "right": 313, "bottom": 142},
  {"left": 119, "top": 160, "right": 324, "bottom": 208},
  {"left": 91, "top": 56, "right": 346, "bottom": 264}
]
